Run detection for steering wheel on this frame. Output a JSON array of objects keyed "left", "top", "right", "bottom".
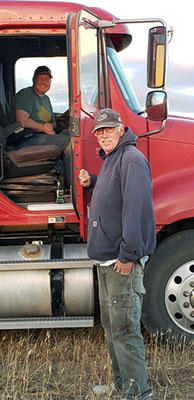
[{"left": 56, "top": 109, "right": 69, "bottom": 129}]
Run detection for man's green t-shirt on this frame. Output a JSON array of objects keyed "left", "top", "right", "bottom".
[{"left": 15, "top": 87, "right": 55, "bottom": 125}]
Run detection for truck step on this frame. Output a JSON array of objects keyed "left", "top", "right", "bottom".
[
  {"left": 27, "top": 202, "right": 74, "bottom": 211},
  {"left": 0, "top": 316, "right": 94, "bottom": 330}
]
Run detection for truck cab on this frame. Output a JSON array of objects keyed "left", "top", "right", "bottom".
[{"left": 0, "top": 1, "right": 193, "bottom": 342}]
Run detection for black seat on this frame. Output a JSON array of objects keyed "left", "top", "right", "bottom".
[
  {"left": 0, "top": 126, "right": 64, "bottom": 203},
  {"left": 0, "top": 126, "right": 61, "bottom": 179}
]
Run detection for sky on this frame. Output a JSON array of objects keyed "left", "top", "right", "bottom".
[
  {"left": 74, "top": 0, "right": 194, "bottom": 117},
  {"left": 28, "top": 0, "right": 194, "bottom": 117}
]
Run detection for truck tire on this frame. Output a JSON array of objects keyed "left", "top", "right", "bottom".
[{"left": 142, "top": 229, "right": 194, "bottom": 342}]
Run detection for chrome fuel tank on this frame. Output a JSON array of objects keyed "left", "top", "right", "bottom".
[
  {"left": 0, "top": 243, "right": 94, "bottom": 323},
  {"left": 0, "top": 243, "right": 51, "bottom": 261},
  {"left": 0, "top": 269, "right": 52, "bottom": 317}
]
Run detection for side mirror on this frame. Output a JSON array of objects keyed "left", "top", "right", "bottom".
[
  {"left": 147, "top": 26, "right": 167, "bottom": 88},
  {"left": 146, "top": 90, "right": 168, "bottom": 121}
]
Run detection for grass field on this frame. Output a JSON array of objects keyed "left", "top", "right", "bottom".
[{"left": 0, "top": 323, "right": 193, "bottom": 400}]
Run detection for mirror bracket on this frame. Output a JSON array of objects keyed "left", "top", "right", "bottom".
[{"left": 138, "top": 120, "right": 166, "bottom": 138}]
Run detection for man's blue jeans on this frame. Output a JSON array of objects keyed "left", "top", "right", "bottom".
[
  {"left": 17, "top": 129, "right": 70, "bottom": 151},
  {"left": 97, "top": 262, "right": 151, "bottom": 397}
]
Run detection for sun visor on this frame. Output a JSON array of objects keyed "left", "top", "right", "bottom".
[{"left": 107, "top": 32, "right": 132, "bottom": 52}]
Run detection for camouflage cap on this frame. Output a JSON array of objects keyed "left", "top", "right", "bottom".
[{"left": 92, "top": 108, "right": 122, "bottom": 133}]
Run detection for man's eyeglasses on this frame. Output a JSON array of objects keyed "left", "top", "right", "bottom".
[{"left": 94, "top": 126, "right": 117, "bottom": 137}]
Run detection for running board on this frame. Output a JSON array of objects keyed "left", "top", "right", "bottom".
[
  {"left": 27, "top": 202, "right": 74, "bottom": 211},
  {"left": 0, "top": 316, "right": 94, "bottom": 330}
]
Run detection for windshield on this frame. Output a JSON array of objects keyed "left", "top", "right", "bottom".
[{"left": 107, "top": 44, "right": 142, "bottom": 114}]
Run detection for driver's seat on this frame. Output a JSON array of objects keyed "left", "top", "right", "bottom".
[{"left": 0, "top": 126, "right": 64, "bottom": 203}]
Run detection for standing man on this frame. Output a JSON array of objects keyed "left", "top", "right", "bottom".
[
  {"left": 14, "top": 65, "right": 69, "bottom": 150},
  {"left": 79, "top": 108, "right": 156, "bottom": 400}
]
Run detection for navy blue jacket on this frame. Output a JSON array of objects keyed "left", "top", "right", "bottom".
[{"left": 87, "top": 128, "right": 156, "bottom": 263}]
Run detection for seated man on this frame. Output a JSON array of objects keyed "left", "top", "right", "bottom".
[{"left": 14, "top": 65, "right": 69, "bottom": 151}]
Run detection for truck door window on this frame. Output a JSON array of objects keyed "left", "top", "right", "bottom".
[
  {"left": 78, "top": 10, "right": 106, "bottom": 110},
  {"left": 79, "top": 25, "right": 98, "bottom": 106},
  {"left": 15, "top": 57, "right": 68, "bottom": 113}
]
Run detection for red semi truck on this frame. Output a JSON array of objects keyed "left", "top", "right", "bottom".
[{"left": 0, "top": 1, "right": 193, "bottom": 342}]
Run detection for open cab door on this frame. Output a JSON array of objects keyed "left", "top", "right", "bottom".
[{"left": 67, "top": 9, "right": 109, "bottom": 240}]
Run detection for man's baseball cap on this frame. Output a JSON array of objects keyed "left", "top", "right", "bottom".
[
  {"left": 92, "top": 108, "right": 122, "bottom": 133},
  {"left": 33, "top": 66, "right": 53, "bottom": 79}
]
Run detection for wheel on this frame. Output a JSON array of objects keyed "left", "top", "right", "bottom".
[{"left": 142, "top": 229, "right": 194, "bottom": 342}]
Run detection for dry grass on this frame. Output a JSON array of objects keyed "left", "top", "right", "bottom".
[{"left": 0, "top": 323, "right": 193, "bottom": 400}]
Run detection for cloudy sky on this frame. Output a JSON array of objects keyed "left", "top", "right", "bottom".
[
  {"left": 76, "top": 0, "right": 194, "bottom": 117},
  {"left": 25, "top": 0, "right": 194, "bottom": 117}
]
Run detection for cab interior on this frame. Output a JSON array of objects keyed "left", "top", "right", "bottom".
[{"left": 0, "top": 33, "right": 71, "bottom": 207}]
